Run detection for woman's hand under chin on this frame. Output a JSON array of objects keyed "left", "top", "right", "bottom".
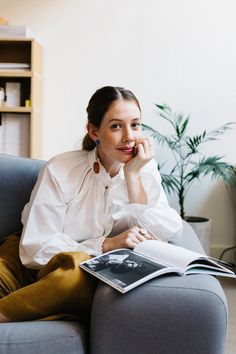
[
  {"left": 123, "top": 137, "right": 154, "bottom": 176},
  {"left": 123, "top": 137, "right": 154, "bottom": 204}
]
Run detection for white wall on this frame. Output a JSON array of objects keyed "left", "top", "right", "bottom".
[{"left": 1, "top": 0, "right": 236, "bottom": 257}]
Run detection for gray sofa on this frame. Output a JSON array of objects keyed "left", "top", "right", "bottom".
[{"left": 0, "top": 154, "right": 228, "bottom": 354}]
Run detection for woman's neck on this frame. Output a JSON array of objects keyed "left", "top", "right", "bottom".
[{"left": 97, "top": 150, "right": 122, "bottom": 178}]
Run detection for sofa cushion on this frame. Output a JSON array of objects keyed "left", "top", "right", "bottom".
[{"left": 0, "top": 320, "right": 88, "bottom": 354}]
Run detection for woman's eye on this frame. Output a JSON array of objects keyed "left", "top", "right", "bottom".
[
  {"left": 131, "top": 123, "right": 141, "bottom": 128},
  {"left": 110, "top": 124, "right": 121, "bottom": 129}
]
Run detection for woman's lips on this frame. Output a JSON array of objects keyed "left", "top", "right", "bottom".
[{"left": 117, "top": 147, "right": 134, "bottom": 154}]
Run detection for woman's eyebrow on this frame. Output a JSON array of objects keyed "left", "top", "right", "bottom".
[
  {"left": 108, "top": 118, "right": 141, "bottom": 123},
  {"left": 108, "top": 118, "right": 123, "bottom": 123}
]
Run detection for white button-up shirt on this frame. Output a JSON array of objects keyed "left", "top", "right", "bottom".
[{"left": 20, "top": 149, "right": 183, "bottom": 269}]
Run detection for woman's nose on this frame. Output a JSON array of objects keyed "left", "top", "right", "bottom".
[{"left": 122, "top": 128, "right": 134, "bottom": 142}]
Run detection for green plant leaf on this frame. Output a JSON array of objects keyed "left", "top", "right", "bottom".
[
  {"left": 204, "top": 122, "right": 235, "bottom": 141},
  {"left": 186, "top": 132, "right": 206, "bottom": 153},
  {"left": 160, "top": 173, "right": 180, "bottom": 194},
  {"left": 186, "top": 156, "right": 234, "bottom": 183},
  {"left": 179, "top": 116, "right": 189, "bottom": 135},
  {"left": 141, "top": 123, "right": 167, "bottom": 145},
  {"left": 155, "top": 103, "right": 177, "bottom": 130},
  {"left": 155, "top": 104, "right": 166, "bottom": 110}
]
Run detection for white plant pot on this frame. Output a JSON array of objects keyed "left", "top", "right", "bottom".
[
  {"left": 226, "top": 179, "right": 236, "bottom": 261},
  {"left": 185, "top": 217, "right": 212, "bottom": 255},
  {"left": 226, "top": 177, "right": 236, "bottom": 207}
]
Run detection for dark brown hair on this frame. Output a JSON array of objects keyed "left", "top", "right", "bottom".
[{"left": 82, "top": 86, "right": 141, "bottom": 150}]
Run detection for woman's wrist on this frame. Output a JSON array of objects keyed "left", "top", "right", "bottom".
[
  {"left": 124, "top": 167, "right": 139, "bottom": 177},
  {"left": 124, "top": 171, "right": 147, "bottom": 205},
  {"left": 124, "top": 168, "right": 142, "bottom": 190},
  {"left": 123, "top": 164, "right": 140, "bottom": 178},
  {"left": 102, "top": 237, "right": 113, "bottom": 253}
]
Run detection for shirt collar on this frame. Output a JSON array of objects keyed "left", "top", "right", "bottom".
[{"left": 88, "top": 149, "right": 124, "bottom": 186}]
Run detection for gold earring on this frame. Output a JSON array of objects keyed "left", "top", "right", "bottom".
[{"left": 93, "top": 143, "right": 100, "bottom": 174}]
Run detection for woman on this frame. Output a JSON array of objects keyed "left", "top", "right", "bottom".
[{"left": 0, "top": 86, "right": 182, "bottom": 322}]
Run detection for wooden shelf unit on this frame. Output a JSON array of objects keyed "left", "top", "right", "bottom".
[
  {"left": 0, "top": 38, "right": 42, "bottom": 158},
  {"left": 0, "top": 106, "right": 32, "bottom": 113},
  {"left": 0, "top": 70, "right": 32, "bottom": 77}
]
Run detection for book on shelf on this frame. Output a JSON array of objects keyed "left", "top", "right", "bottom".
[
  {"left": 5, "top": 82, "right": 21, "bottom": 107},
  {"left": 0, "top": 25, "right": 35, "bottom": 38},
  {"left": 0, "top": 113, "right": 30, "bottom": 157},
  {"left": 80, "top": 240, "right": 236, "bottom": 293},
  {"left": 0, "top": 63, "right": 30, "bottom": 70}
]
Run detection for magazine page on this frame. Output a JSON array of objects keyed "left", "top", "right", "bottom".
[
  {"left": 80, "top": 248, "right": 179, "bottom": 293},
  {"left": 134, "top": 241, "right": 236, "bottom": 276},
  {"left": 187, "top": 258, "right": 235, "bottom": 275},
  {"left": 185, "top": 267, "right": 236, "bottom": 278},
  {"left": 134, "top": 240, "right": 204, "bottom": 271}
]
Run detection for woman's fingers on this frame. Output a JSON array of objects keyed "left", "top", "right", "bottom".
[
  {"left": 123, "top": 137, "right": 154, "bottom": 175},
  {"left": 108, "top": 226, "right": 154, "bottom": 252},
  {"left": 135, "top": 137, "right": 154, "bottom": 159},
  {"left": 130, "top": 226, "right": 153, "bottom": 242}
]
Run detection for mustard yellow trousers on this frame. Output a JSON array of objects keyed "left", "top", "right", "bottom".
[{"left": 0, "top": 234, "right": 97, "bottom": 321}]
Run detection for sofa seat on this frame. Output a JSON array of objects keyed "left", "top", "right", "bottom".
[{"left": 0, "top": 321, "right": 88, "bottom": 354}]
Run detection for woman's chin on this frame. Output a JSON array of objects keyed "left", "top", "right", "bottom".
[
  {"left": 121, "top": 155, "right": 134, "bottom": 163},
  {"left": 111, "top": 152, "right": 134, "bottom": 164}
]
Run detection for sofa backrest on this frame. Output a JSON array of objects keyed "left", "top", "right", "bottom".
[{"left": 0, "top": 154, "right": 45, "bottom": 240}]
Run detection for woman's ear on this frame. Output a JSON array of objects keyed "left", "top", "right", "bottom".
[{"left": 87, "top": 123, "right": 99, "bottom": 142}]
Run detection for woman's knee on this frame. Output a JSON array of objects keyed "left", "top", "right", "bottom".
[
  {"left": 37, "top": 259, "right": 96, "bottom": 308},
  {"left": 37, "top": 251, "right": 91, "bottom": 280},
  {"left": 55, "top": 251, "right": 91, "bottom": 268}
]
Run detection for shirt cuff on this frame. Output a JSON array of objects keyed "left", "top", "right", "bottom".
[{"left": 79, "top": 236, "right": 107, "bottom": 256}]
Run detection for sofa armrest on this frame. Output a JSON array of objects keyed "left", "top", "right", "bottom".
[
  {"left": 0, "top": 154, "right": 45, "bottom": 240},
  {"left": 90, "top": 221, "right": 227, "bottom": 354},
  {"left": 174, "top": 220, "right": 206, "bottom": 254}
]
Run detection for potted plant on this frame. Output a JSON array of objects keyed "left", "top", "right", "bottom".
[
  {"left": 231, "top": 166, "right": 236, "bottom": 186},
  {"left": 142, "top": 103, "right": 235, "bottom": 254},
  {"left": 222, "top": 167, "right": 236, "bottom": 261}
]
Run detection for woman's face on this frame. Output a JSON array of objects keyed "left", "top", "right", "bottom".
[{"left": 92, "top": 99, "right": 142, "bottom": 174}]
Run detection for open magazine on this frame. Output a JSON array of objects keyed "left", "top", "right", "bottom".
[{"left": 79, "top": 240, "right": 235, "bottom": 293}]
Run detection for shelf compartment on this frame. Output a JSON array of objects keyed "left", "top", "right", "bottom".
[
  {"left": 0, "top": 77, "right": 31, "bottom": 108},
  {"left": 0, "top": 40, "right": 31, "bottom": 66}
]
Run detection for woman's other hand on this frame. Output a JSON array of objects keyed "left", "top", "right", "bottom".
[{"left": 102, "top": 226, "right": 155, "bottom": 253}]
